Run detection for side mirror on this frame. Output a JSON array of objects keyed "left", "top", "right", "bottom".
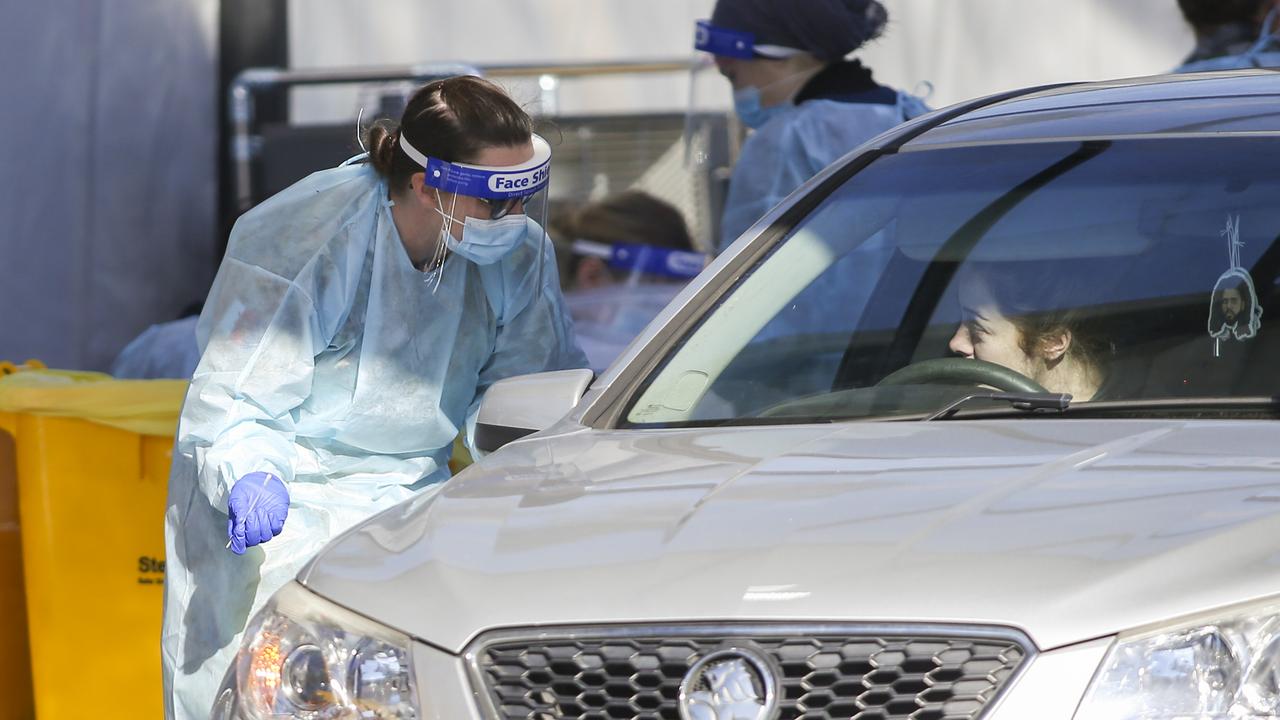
[{"left": 474, "top": 369, "right": 594, "bottom": 454}]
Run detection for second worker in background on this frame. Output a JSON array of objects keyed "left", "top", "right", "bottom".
[{"left": 696, "top": 0, "right": 930, "bottom": 252}]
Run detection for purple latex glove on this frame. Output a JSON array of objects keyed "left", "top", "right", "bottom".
[{"left": 227, "top": 471, "right": 289, "bottom": 555}]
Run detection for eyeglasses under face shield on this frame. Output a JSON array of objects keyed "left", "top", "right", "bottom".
[{"left": 479, "top": 192, "right": 542, "bottom": 221}]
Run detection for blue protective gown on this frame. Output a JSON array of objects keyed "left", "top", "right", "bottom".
[
  {"left": 719, "top": 61, "right": 929, "bottom": 252},
  {"left": 160, "top": 160, "right": 586, "bottom": 719},
  {"left": 109, "top": 315, "right": 201, "bottom": 379}
]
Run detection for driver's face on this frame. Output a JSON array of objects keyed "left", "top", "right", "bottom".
[{"left": 949, "top": 279, "right": 1037, "bottom": 378}]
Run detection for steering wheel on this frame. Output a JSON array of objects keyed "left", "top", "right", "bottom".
[{"left": 876, "top": 358, "right": 1048, "bottom": 394}]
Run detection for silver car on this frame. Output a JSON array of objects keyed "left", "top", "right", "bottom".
[{"left": 214, "top": 71, "right": 1280, "bottom": 720}]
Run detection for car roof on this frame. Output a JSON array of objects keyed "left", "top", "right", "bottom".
[{"left": 903, "top": 70, "right": 1280, "bottom": 149}]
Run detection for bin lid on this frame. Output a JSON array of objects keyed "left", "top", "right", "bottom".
[{"left": 0, "top": 370, "right": 185, "bottom": 437}]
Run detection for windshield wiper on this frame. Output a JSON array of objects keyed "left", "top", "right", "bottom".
[
  {"left": 926, "top": 391, "right": 1072, "bottom": 421},
  {"left": 1056, "top": 396, "right": 1280, "bottom": 419}
]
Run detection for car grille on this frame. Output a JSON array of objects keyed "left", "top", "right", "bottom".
[{"left": 469, "top": 625, "right": 1031, "bottom": 720}]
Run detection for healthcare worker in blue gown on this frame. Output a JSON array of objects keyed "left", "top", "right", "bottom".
[
  {"left": 696, "top": 0, "right": 930, "bottom": 253},
  {"left": 160, "top": 75, "right": 587, "bottom": 719},
  {"left": 553, "top": 191, "right": 707, "bottom": 371},
  {"left": 1172, "top": 0, "right": 1280, "bottom": 72}
]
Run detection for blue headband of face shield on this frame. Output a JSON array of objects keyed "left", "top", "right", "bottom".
[
  {"left": 694, "top": 19, "right": 804, "bottom": 60},
  {"left": 694, "top": 19, "right": 756, "bottom": 59},
  {"left": 572, "top": 239, "right": 707, "bottom": 280},
  {"left": 400, "top": 133, "right": 552, "bottom": 218}
]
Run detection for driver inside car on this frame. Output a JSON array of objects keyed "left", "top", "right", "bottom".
[{"left": 947, "top": 263, "right": 1112, "bottom": 400}]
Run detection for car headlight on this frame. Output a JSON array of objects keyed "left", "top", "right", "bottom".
[
  {"left": 225, "top": 581, "right": 419, "bottom": 719},
  {"left": 1075, "top": 596, "right": 1280, "bottom": 718}
]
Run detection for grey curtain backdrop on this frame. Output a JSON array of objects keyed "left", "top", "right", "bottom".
[{"left": 0, "top": 1, "right": 218, "bottom": 370}]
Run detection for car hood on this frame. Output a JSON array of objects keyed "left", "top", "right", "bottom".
[{"left": 300, "top": 419, "right": 1280, "bottom": 653}]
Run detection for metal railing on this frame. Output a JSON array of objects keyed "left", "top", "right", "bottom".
[{"left": 228, "top": 59, "right": 696, "bottom": 212}]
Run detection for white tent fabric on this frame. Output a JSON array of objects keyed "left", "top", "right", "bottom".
[
  {"left": 287, "top": 0, "right": 721, "bottom": 122},
  {"left": 0, "top": 1, "right": 218, "bottom": 370},
  {"left": 287, "top": 0, "right": 1193, "bottom": 116},
  {"left": 862, "top": 0, "right": 1194, "bottom": 108}
]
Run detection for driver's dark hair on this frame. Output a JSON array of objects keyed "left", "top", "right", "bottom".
[
  {"left": 967, "top": 261, "right": 1113, "bottom": 372},
  {"left": 362, "top": 75, "right": 533, "bottom": 193}
]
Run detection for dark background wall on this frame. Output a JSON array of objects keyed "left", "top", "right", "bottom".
[{"left": 218, "top": 0, "right": 288, "bottom": 254}]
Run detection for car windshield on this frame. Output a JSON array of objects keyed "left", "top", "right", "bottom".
[{"left": 623, "top": 138, "right": 1280, "bottom": 427}]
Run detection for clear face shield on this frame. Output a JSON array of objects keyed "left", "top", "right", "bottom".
[
  {"left": 682, "top": 20, "right": 749, "bottom": 252},
  {"left": 685, "top": 20, "right": 811, "bottom": 250},
  {"left": 569, "top": 239, "right": 707, "bottom": 289},
  {"left": 399, "top": 132, "right": 553, "bottom": 286},
  {"left": 563, "top": 239, "right": 709, "bottom": 368}
]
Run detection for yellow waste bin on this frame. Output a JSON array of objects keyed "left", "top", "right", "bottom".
[
  {"left": 0, "top": 371, "right": 186, "bottom": 720},
  {"left": 0, "top": 411, "right": 35, "bottom": 720}
]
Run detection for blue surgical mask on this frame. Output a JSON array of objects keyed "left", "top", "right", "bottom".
[
  {"left": 732, "top": 85, "right": 791, "bottom": 129},
  {"left": 434, "top": 190, "right": 530, "bottom": 265},
  {"left": 442, "top": 213, "right": 528, "bottom": 265}
]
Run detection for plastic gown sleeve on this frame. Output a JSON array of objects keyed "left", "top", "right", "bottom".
[
  {"left": 465, "top": 232, "right": 589, "bottom": 456},
  {"left": 182, "top": 250, "right": 350, "bottom": 511}
]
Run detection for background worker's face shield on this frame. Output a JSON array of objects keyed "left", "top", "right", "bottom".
[
  {"left": 683, "top": 23, "right": 749, "bottom": 253},
  {"left": 570, "top": 239, "right": 707, "bottom": 288},
  {"left": 685, "top": 20, "right": 809, "bottom": 251},
  {"left": 563, "top": 239, "right": 708, "bottom": 371},
  {"left": 400, "top": 133, "right": 553, "bottom": 277},
  {"left": 694, "top": 19, "right": 758, "bottom": 60}
]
